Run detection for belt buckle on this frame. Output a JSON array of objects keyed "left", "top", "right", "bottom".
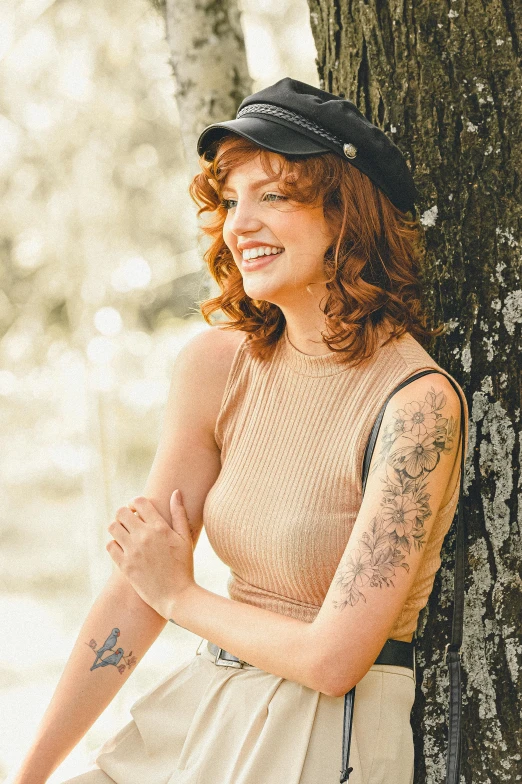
[{"left": 214, "top": 647, "right": 244, "bottom": 669}]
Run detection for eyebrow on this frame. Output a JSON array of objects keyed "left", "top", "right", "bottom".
[{"left": 221, "top": 176, "right": 281, "bottom": 193}]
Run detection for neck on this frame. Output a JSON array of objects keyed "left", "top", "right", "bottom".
[{"left": 284, "top": 316, "right": 395, "bottom": 357}]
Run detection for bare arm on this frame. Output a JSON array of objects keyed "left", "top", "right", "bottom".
[
  {"left": 167, "top": 374, "right": 463, "bottom": 698},
  {"left": 12, "top": 569, "right": 167, "bottom": 783},
  {"left": 12, "top": 326, "right": 242, "bottom": 784}
]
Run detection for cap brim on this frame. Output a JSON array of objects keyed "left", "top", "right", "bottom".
[{"left": 197, "top": 116, "right": 331, "bottom": 158}]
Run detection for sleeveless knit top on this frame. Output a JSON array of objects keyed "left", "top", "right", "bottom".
[{"left": 202, "top": 324, "right": 469, "bottom": 641}]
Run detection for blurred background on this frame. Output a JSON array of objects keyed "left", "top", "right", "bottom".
[{"left": 0, "top": 0, "right": 318, "bottom": 780}]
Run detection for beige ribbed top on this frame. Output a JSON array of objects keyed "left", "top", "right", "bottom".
[{"left": 203, "top": 323, "right": 469, "bottom": 641}]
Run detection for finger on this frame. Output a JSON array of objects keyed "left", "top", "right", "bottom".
[
  {"left": 107, "top": 518, "right": 131, "bottom": 546},
  {"left": 112, "top": 505, "right": 142, "bottom": 533},
  {"left": 170, "top": 490, "right": 193, "bottom": 543},
  {"left": 128, "top": 496, "right": 166, "bottom": 527},
  {"left": 106, "top": 539, "right": 124, "bottom": 566},
  {"left": 116, "top": 506, "right": 145, "bottom": 531}
]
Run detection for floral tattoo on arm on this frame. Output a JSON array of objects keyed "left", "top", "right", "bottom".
[{"left": 333, "top": 385, "right": 458, "bottom": 610}]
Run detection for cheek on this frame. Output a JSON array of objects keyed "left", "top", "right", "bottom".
[
  {"left": 291, "top": 210, "right": 327, "bottom": 241},
  {"left": 286, "top": 218, "right": 330, "bottom": 257},
  {"left": 222, "top": 220, "right": 232, "bottom": 247},
  {"left": 222, "top": 230, "right": 237, "bottom": 259}
]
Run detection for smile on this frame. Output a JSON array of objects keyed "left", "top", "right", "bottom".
[{"left": 240, "top": 250, "right": 284, "bottom": 271}]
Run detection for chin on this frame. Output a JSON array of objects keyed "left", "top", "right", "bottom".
[
  {"left": 245, "top": 285, "right": 282, "bottom": 306},
  {"left": 243, "top": 282, "right": 277, "bottom": 298}
]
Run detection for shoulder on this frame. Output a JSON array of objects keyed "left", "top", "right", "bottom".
[
  {"left": 383, "top": 370, "right": 463, "bottom": 436},
  {"left": 387, "top": 368, "right": 461, "bottom": 429},
  {"left": 175, "top": 326, "right": 247, "bottom": 441},
  {"left": 384, "top": 331, "right": 464, "bottom": 423},
  {"left": 179, "top": 325, "right": 246, "bottom": 379},
  {"left": 388, "top": 329, "right": 435, "bottom": 368},
  {"left": 367, "top": 370, "right": 464, "bottom": 494}
]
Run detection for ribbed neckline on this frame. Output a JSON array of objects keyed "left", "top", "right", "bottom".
[
  {"left": 280, "top": 321, "right": 397, "bottom": 377},
  {"left": 281, "top": 326, "right": 351, "bottom": 377}
]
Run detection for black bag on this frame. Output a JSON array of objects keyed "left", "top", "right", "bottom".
[{"left": 340, "top": 369, "right": 466, "bottom": 784}]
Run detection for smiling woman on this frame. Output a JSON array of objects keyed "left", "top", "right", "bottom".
[
  {"left": 214, "top": 153, "right": 338, "bottom": 313},
  {"left": 15, "top": 78, "right": 469, "bottom": 784},
  {"left": 188, "top": 127, "right": 441, "bottom": 366}
]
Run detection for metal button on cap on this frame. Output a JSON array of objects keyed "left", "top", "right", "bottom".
[{"left": 343, "top": 143, "right": 357, "bottom": 158}]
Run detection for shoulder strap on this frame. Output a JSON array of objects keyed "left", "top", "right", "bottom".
[{"left": 340, "top": 369, "right": 466, "bottom": 784}]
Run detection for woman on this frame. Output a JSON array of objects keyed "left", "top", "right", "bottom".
[{"left": 13, "top": 78, "right": 469, "bottom": 784}]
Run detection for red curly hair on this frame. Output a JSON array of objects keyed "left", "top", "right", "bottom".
[{"left": 188, "top": 134, "right": 444, "bottom": 367}]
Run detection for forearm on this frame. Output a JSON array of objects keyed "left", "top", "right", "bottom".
[
  {"left": 14, "top": 569, "right": 167, "bottom": 784},
  {"left": 170, "top": 585, "right": 322, "bottom": 692}
]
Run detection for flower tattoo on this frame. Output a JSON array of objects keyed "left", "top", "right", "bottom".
[{"left": 333, "top": 384, "right": 458, "bottom": 610}]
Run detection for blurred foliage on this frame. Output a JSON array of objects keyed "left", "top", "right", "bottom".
[
  {"left": 0, "top": 0, "right": 211, "bottom": 531},
  {"left": 0, "top": 0, "right": 318, "bottom": 528},
  {"left": 150, "top": 0, "right": 166, "bottom": 13},
  {"left": 0, "top": 1, "right": 318, "bottom": 778}
]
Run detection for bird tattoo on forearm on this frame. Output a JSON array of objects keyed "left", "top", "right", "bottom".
[{"left": 86, "top": 627, "right": 137, "bottom": 674}]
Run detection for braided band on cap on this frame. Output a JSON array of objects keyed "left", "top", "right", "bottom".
[{"left": 236, "top": 103, "right": 344, "bottom": 147}]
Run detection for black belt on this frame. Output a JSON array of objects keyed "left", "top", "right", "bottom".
[{"left": 206, "top": 637, "right": 415, "bottom": 672}]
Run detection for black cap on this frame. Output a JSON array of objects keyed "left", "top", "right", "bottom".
[{"left": 197, "top": 77, "right": 419, "bottom": 215}]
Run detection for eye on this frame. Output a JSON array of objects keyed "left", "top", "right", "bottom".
[
  {"left": 220, "top": 193, "right": 287, "bottom": 210},
  {"left": 263, "top": 193, "right": 287, "bottom": 203}
]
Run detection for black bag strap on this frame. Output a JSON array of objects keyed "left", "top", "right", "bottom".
[{"left": 340, "top": 369, "right": 466, "bottom": 784}]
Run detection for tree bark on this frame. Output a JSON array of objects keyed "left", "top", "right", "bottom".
[
  {"left": 307, "top": 1, "right": 521, "bottom": 781},
  {"left": 162, "top": 0, "right": 252, "bottom": 177},
  {"left": 153, "top": 0, "right": 252, "bottom": 309}
]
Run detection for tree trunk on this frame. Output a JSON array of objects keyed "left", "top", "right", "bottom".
[
  {"left": 153, "top": 0, "right": 252, "bottom": 308},
  {"left": 162, "top": 0, "right": 252, "bottom": 177},
  {"left": 307, "top": 1, "right": 521, "bottom": 781}
]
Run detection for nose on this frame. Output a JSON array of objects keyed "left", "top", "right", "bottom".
[{"left": 226, "top": 197, "right": 264, "bottom": 238}]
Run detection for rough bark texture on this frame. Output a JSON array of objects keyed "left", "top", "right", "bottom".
[
  {"left": 151, "top": 0, "right": 252, "bottom": 309},
  {"left": 163, "top": 0, "right": 252, "bottom": 177},
  {"left": 307, "top": 1, "right": 521, "bottom": 781}
]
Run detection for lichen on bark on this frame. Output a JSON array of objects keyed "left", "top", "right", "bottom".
[{"left": 306, "top": 0, "right": 522, "bottom": 779}]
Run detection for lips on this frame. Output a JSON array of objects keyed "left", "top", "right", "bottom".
[{"left": 240, "top": 250, "right": 284, "bottom": 271}]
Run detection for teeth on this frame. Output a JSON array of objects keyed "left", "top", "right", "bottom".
[{"left": 242, "top": 246, "right": 284, "bottom": 260}]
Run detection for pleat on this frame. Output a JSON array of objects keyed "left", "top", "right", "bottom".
[
  {"left": 366, "top": 668, "right": 416, "bottom": 784},
  {"left": 94, "top": 653, "right": 211, "bottom": 783},
  {"left": 173, "top": 659, "right": 321, "bottom": 784},
  {"left": 61, "top": 769, "right": 114, "bottom": 783},
  {"left": 59, "top": 642, "right": 415, "bottom": 784}
]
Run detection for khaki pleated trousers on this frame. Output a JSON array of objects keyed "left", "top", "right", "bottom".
[{"left": 61, "top": 638, "right": 416, "bottom": 784}]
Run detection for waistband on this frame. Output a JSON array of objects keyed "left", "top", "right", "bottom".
[{"left": 198, "top": 637, "right": 416, "bottom": 679}]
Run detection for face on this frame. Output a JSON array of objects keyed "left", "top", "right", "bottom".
[{"left": 221, "top": 154, "right": 335, "bottom": 308}]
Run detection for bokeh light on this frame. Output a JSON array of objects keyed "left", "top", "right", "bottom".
[{"left": 0, "top": 0, "right": 318, "bottom": 780}]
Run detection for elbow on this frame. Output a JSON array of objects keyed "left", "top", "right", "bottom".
[
  {"left": 307, "top": 654, "right": 358, "bottom": 698},
  {"left": 326, "top": 680, "right": 357, "bottom": 699},
  {"left": 321, "top": 677, "right": 357, "bottom": 699}
]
